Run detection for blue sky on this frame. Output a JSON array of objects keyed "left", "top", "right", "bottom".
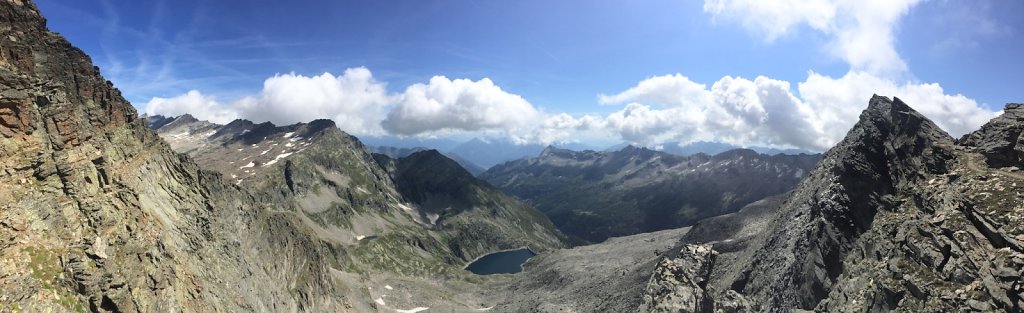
[{"left": 36, "top": 0, "right": 1024, "bottom": 150}]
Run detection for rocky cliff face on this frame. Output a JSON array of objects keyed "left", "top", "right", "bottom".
[
  {"left": 643, "top": 95, "right": 1024, "bottom": 312},
  {"left": 0, "top": 1, "right": 353, "bottom": 311},
  {"left": 481, "top": 145, "right": 820, "bottom": 242}
]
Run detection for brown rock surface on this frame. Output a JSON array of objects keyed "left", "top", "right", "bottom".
[{"left": 0, "top": 1, "right": 354, "bottom": 311}]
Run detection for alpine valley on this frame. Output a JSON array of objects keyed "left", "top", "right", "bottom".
[{"left": 1, "top": 1, "right": 1022, "bottom": 312}]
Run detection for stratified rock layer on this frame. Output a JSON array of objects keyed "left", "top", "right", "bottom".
[{"left": 0, "top": 1, "right": 352, "bottom": 311}]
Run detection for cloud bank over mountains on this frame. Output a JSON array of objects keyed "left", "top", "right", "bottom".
[{"left": 145, "top": 0, "right": 1000, "bottom": 151}]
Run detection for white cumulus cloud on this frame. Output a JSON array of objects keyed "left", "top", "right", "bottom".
[
  {"left": 599, "top": 74, "right": 823, "bottom": 149},
  {"left": 799, "top": 71, "right": 998, "bottom": 145},
  {"left": 598, "top": 74, "right": 712, "bottom": 108},
  {"left": 145, "top": 90, "right": 239, "bottom": 124},
  {"left": 382, "top": 76, "right": 542, "bottom": 136},
  {"left": 235, "top": 68, "right": 392, "bottom": 135},
  {"left": 145, "top": 67, "right": 392, "bottom": 136},
  {"left": 597, "top": 72, "right": 997, "bottom": 150}
]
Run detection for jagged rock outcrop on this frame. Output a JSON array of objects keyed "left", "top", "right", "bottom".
[
  {"left": 726, "top": 94, "right": 951, "bottom": 309},
  {"left": 0, "top": 1, "right": 352, "bottom": 311},
  {"left": 639, "top": 244, "right": 718, "bottom": 313},
  {"left": 531, "top": 96, "right": 1021, "bottom": 312},
  {"left": 481, "top": 145, "right": 820, "bottom": 242},
  {"left": 141, "top": 114, "right": 174, "bottom": 130},
  {"left": 960, "top": 103, "right": 1024, "bottom": 168},
  {"left": 665, "top": 95, "right": 1024, "bottom": 312}
]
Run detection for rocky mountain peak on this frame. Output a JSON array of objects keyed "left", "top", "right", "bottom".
[
  {"left": 393, "top": 149, "right": 478, "bottom": 200},
  {"left": 710, "top": 148, "right": 758, "bottom": 161},
  {"left": 538, "top": 145, "right": 581, "bottom": 160},
  {"left": 174, "top": 113, "right": 198, "bottom": 123},
  {"left": 1, "top": 1, "right": 138, "bottom": 145},
  {"left": 539, "top": 145, "right": 562, "bottom": 156},
  {"left": 159, "top": 113, "right": 199, "bottom": 129},
  {"left": 305, "top": 118, "right": 336, "bottom": 133},
  {"left": 147, "top": 115, "right": 356, "bottom": 185},
  {"left": 143, "top": 114, "right": 174, "bottom": 129},
  {"left": 861, "top": 95, "right": 951, "bottom": 142},
  {"left": 650, "top": 96, "right": 949, "bottom": 310},
  {"left": 649, "top": 95, "right": 1024, "bottom": 312},
  {"left": 401, "top": 149, "right": 456, "bottom": 167},
  {"left": 619, "top": 144, "right": 644, "bottom": 152}
]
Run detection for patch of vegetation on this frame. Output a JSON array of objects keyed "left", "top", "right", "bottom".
[
  {"left": 24, "top": 246, "right": 86, "bottom": 312},
  {"left": 349, "top": 232, "right": 455, "bottom": 278},
  {"left": 25, "top": 246, "right": 60, "bottom": 289}
]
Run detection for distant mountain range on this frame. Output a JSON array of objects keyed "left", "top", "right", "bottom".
[
  {"left": 365, "top": 136, "right": 600, "bottom": 173},
  {"left": 368, "top": 136, "right": 817, "bottom": 175},
  {"left": 362, "top": 137, "right": 818, "bottom": 180},
  {"left": 447, "top": 138, "right": 597, "bottom": 169},
  {"left": 604, "top": 140, "right": 818, "bottom": 156},
  {"left": 481, "top": 145, "right": 822, "bottom": 243},
  {"left": 8, "top": 3, "right": 1024, "bottom": 311}
]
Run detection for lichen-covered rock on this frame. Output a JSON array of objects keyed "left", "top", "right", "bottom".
[
  {"left": 0, "top": 1, "right": 354, "bottom": 311},
  {"left": 714, "top": 290, "right": 752, "bottom": 313},
  {"left": 639, "top": 244, "right": 718, "bottom": 313}
]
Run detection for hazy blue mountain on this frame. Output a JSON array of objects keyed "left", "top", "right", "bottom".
[
  {"left": 448, "top": 138, "right": 547, "bottom": 169},
  {"left": 601, "top": 141, "right": 819, "bottom": 156}
]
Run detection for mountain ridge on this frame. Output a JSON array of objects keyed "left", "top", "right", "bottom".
[
  {"left": 643, "top": 95, "right": 1024, "bottom": 311},
  {"left": 146, "top": 112, "right": 568, "bottom": 268},
  {"left": 482, "top": 143, "right": 821, "bottom": 242}
]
